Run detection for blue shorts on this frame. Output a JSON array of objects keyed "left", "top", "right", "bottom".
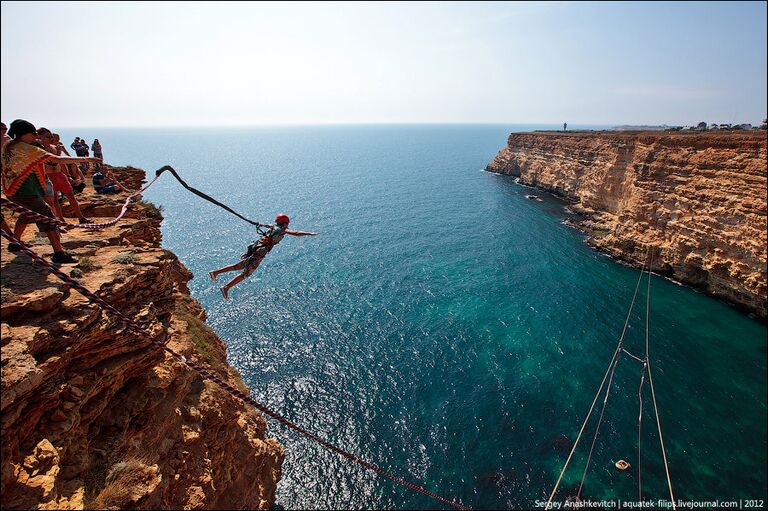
[{"left": 95, "top": 184, "right": 118, "bottom": 194}]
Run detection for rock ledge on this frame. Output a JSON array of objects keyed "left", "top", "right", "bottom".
[
  {"left": 1, "top": 166, "right": 284, "bottom": 509},
  {"left": 487, "top": 131, "right": 767, "bottom": 319}
]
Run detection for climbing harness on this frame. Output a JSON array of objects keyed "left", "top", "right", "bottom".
[
  {"left": 3, "top": 162, "right": 679, "bottom": 509},
  {"left": 0, "top": 224, "right": 469, "bottom": 511}
]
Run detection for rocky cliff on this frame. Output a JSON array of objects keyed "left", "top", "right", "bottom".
[
  {"left": 1, "top": 167, "right": 284, "bottom": 509},
  {"left": 486, "top": 131, "right": 767, "bottom": 319}
]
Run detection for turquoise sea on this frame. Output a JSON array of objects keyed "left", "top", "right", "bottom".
[{"left": 57, "top": 125, "right": 766, "bottom": 509}]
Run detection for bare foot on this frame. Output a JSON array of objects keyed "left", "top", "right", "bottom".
[
  {"left": 221, "top": 287, "right": 229, "bottom": 300},
  {"left": 209, "top": 271, "right": 217, "bottom": 282}
]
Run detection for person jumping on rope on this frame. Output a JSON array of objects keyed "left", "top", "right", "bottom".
[{"left": 209, "top": 213, "right": 318, "bottom": 300}]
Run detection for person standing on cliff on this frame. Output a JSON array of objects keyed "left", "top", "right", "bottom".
[
  {"left": 208, "top": 214, "right": 319, "bottom": 300},
  {"left": 92, "top": 138, "right": 103, "bottom": 172},
  {"left": 2, "top": 119, "right": 100, "bottom": 263},
  {"left": 36, "top": 128, "right": 90, "bottom": 223},
  {"left": 1, "top": 121, "right": 14, "bottom": 235},
  {"left": 53, "top": 133, "right": 86, "bottom": 193},
  {"left": 71, "top": 137, "right": 90, "bottom": 176}
]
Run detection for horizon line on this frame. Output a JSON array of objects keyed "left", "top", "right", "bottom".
[{"left": 43, "top": 121, "right": 638, "bottom": 129}]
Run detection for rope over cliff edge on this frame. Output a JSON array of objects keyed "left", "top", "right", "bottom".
[{"left": 0, "top": 218, "right": 470, "bottom": 511}]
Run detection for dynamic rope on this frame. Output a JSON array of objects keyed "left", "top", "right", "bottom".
[
  {"left": 4, "top": 164, "right": 268, "bottom": 233},
  {"left": 154, "top": 165, "right": 267, "bottom": 232},
  {"left": 1, "top": 173, "right": 161, "bottom": 231},
  {"left": 0, "top": 225, "right": 469, "bottom": 511}
]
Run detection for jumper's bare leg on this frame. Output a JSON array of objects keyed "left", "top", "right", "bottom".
[{"left": 210, "top": 260, "right": 246, "bottom": 281}]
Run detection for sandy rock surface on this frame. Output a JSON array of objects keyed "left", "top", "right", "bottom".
[
  {"left": 487, "top": 131, "right": 767, "bottom": 318},
  {"left": 1, "top": 166, "right": 284, "bottom": 509}
]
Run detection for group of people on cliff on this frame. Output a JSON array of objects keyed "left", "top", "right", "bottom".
[
  {"left": 1, "top": 119, "right": 124, "bottom": 264},
  {"left": 2, "top": 118, "right": 318, "bottom": 300}
]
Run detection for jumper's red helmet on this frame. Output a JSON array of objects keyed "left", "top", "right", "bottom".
[{"left": 275, "top": 213, "right": 290, "bottom": 225}]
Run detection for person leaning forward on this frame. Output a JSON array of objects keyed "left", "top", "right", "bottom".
[
  {"left": 2, "top": 119, "right": 101, "bottom": 264},
  {"left": 208, "top": 213, "right": 319, "bottom": 300}
]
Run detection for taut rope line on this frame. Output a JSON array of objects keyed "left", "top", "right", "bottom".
[
  {"left": 645, "top": 254, "right": 676, "bottom": 509},
  {"left": 0, "top": 226, "right": 469, "bottom": 511},
  {"left": 637, "top": 251, "right": 653, "bottom": 502},
  {"left": 576, "top": 340, "right": 621, "bottom": 500},
  {"left": 576, "top": 249, "right": 654, "bottom": 500},
  {"left": 545, "top": 247, "right": 650, "bottom": 510},
  {"left": 1, "top": 173, "right": 161, "bottom": 231}
]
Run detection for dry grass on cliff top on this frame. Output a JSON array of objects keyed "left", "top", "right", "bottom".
[{"left": 86, "top": 457, "right": 159, "bottom": 509}]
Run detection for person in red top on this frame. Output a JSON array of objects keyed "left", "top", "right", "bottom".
[
  {"left": 37, "top": 128, "right": 90, "bottom": 223},
  {"left": 52, "top": 133, "right": 86, "bottom": 193},
  {"left": 208, "top": 213, "right": 319, "bottom": 300}
]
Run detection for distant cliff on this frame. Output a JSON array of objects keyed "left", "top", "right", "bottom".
[
  {"left": 1, "top": 167, "right": 284, "bottom": 509},
  {"left": 486, "top": 131, "right": 767, "bottom": 319}
]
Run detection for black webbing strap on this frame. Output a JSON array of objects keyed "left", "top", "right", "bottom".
[{"left": 156, "top": 165, "right": 268, "bottom": 232}]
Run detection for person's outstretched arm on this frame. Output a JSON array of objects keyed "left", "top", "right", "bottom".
[
  {"left": 285, "top": 229, "right": 319, "bottom": 236},
  {"left": 51, "top": 155, "right": 101, "bottom": 164}
]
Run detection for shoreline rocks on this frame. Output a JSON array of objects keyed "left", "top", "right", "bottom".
[{"left": 486, "top": 131, "right": 767, "bottom": 320}]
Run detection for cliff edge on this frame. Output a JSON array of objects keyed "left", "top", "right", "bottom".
[
  {"left": 1, "top": 167, "right": 284, "bottom": 509},
  {"left": 487, "top": 131, "right": 767, "bottom": 319}
]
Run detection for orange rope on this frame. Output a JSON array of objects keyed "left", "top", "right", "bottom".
[{"left": 0, "top": 225, "right": 470, "bottom": 511}]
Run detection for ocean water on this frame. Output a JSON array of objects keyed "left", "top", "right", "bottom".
[{"left": 57, "top": 125, "right": 766, "bottom": 509}]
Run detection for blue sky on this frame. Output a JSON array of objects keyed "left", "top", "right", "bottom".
[{"left": 1, "top": 1, "right": 766, "bottom": 127}]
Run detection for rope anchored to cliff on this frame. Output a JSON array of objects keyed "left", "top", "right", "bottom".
[
  {"left": 1, "top": 173, "right": 161, "bottom": 231},
  {"left": 545, "top": 248, "right": 675, "bottom": 510},
  {"left": 0, "top": 227, "right": 470, "bottom": 511},
  {"left": 3, "top": 165, "right": 272, "bottom": 234}
]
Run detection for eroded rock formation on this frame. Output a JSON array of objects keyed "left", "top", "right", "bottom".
[
  {"left": 1, "top": 167, "right": 284, "bottom": 509},
  {"left": 487, "top": 131, "right": 767, "bottom": 318}
]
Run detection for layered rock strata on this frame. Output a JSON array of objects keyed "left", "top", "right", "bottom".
[
  {"left": 1, "top": 167, "right": 284, "bottom": 509},
  {"left": 487, "top": 131, "right": 767, "bottom": 319}
]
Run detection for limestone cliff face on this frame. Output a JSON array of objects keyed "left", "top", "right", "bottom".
[
  {"left": 487, "top": 131, "right": 767, "bottom": 319},
  {"left": 1, "top": 167, "right": 284, "bottom": 509}
]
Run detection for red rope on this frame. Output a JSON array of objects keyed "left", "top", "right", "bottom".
[
  {"left": 0, "top": 226, "right": 469, "bottom": 511},
  {"left": 1, "top": 173, "right": 160, "bottom": 231}
]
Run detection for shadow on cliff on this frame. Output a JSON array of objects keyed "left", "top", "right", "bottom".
[{"left": 1, "top": 251, "right": 62, "bottom": 295}]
